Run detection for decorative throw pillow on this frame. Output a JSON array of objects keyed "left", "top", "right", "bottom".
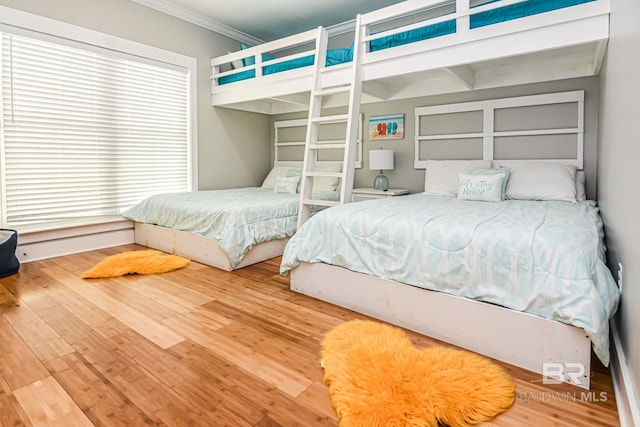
[
  {"left": 457, "top": 173, "right": 504, "bottom": 202},
  {"left": 273, "top": 176, "right": 299, "bottom": 194},
  {"left": 287, "top": 169, "right": 302, "bottom": 193},
  {"left": 424, "top": 160, "right": 492, "bottom": 196},
  {"left": 262, "top": 166, "right": 293, "bottom": 190},
  {"left": 468, "top": 167, "right": 510, "bottom": 200}
]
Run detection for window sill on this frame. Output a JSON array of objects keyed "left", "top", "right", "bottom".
[{"left": 16, "top": 216, "right": 134, "bottom": 244}]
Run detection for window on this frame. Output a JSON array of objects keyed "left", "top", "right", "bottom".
[{"left": 0, "top": 25, "right": 194, "bottom": 231}]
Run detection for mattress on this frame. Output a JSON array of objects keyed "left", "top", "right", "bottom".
[
  {"left": 280, "top": 194, "right": 620, "bottom": 366},
  {"left": 470, "top": 0, "right": 596, "bottom": 29},
  {"left": 369, "top": 20, "right": 456, "bottom": 52},
  {"left": 123, "top": 187, "right": 338, "bottom": 269},
  {"left": 218, "top": 48, "right": 353, "bottom": 85}
]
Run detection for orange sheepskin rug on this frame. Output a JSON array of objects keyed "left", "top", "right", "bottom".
[
  {"left": 321, "top": 320, "right": 515, "bottom": 427},
  {"left": 81, "top": 249, "right": 189, "bottom": 279}
]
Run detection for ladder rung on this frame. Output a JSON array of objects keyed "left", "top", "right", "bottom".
[
  {"left": 309, "top": 143, "right": 345, "bottom": 150},
  {"left": 321, "top": 62, "right": 351, "bottom": 72},
  {"left": 303, "top": 171, "right": 343, "bottom": 178},
  {"left": 275, "top": 141, "right": 305, "bottom": 147},
  {"left": 302, "top": 199, "right": 340, "bottom": 208},
  {"left": 311, "top": 114, "right": 348, "bottom": 124},
  {"left": 314, "top": 86, "right": 351, "bottom": 97},
  {"left": 315, "top": 139, "right": 346, "bottom": 144}
]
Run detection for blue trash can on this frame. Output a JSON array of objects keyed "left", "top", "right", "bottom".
[{"left": 0, "top": 229, "right": 20, "bottom": 278}]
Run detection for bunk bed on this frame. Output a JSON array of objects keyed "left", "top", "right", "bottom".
[
  {"left": 205, "top": 0, "right": 614, "bottom": 386},
  {"left": 210, "top": 0, "right": 609, "bottom": 115},
  {"left": 280, "top": 91, "right": 621, "bottom": 390}
]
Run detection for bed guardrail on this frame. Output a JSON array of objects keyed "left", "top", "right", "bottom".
[
  {"left": 211, "top": 27, "right": 324, "bottom": 88},
  {"left": 359, "top": 0, "right": 605, "bottom": 55},
  {"left": 211, "top": 0, "right": 608, "bottom": 93}
]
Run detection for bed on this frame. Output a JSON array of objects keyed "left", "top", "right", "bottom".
[
  {"left": 210, "top": 0, "right": 609, "bottom": 114},
  {"left": 124, "top": 160, "right": 341, "bottom": 271},
  {"left": 281, "top": 194, "right": 619, "bottom": 386},
  {"left": 280, "top": 91, "right": 621, "bottom": 389}
]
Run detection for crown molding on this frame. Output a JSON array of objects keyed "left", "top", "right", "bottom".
[{"left": 131, "top": 0, "right": 264, "bottom": 45}]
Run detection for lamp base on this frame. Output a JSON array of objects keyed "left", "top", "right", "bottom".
[{"left": 373, "top": 171, "right": 389, "bottom": 191}]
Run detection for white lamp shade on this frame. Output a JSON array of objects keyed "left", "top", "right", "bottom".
[{"left": 369, "top": 149, "right": 394, "bottom": 170}]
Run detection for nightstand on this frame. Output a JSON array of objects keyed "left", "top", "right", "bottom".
[{"left": 352, "top": 188, "right": 410, "bottom": 202}]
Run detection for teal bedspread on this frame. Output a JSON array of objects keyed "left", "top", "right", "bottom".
[
  {"left": 280, "top": 194, "right": 620, "bottom": 365},
  {"left": 123, "top": 187, "right": 337, "bottom": 269}
]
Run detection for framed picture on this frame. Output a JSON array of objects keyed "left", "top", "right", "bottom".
[{"left": 369, "top": 114, "right": 404, "bottom": 140}]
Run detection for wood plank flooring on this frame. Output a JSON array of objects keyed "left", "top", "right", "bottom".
[{"left": 0, "top": 244, "right": 620, "bottom": 426}]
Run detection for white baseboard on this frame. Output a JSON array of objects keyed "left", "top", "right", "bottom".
[
  {"left": 610, "top": 320, "right": 640, "bottom": 427},
  {"left": 17, "top": 221, "right": 135, "bottom": 263}
]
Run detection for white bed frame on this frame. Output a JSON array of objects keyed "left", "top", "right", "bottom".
[
  {"left": 291, "top": 263, "right": 592, "bottom": 389},
  {"left": 210, "top": 0, "right": 609, "bottom": 115},
  {"left": 134, "top": 223, "right": 287, "bottom": 272},
  {"left": 289, "top": 91, "right": 594, "bottom": 389}
]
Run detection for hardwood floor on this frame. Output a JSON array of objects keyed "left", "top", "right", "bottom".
[{"left": 0, "top": 244, "right": 620, "bottom": 426}]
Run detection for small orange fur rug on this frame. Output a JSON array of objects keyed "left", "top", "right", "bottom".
[
  {"left": 81, "top": 249, "right": 189, "bottom": 279},
  {"left": 321, "top": 320, "right": 515, "bottom": 427}
]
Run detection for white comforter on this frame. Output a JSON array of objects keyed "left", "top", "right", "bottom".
[
  {"left": 280, "top": 194, "right": 620, "bottom": 365},
  {"left": 124, "top": 187, "right": 337, "bottom": 268}
]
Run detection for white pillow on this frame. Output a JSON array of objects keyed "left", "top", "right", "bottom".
[
  {"left": 498, "top": 161, "right": 577, "bottom": 203},
  {"left": 273, "top": 175, "right": 299, "bottom": 194},
  {"left": 576, "top": 170, "right": 586, "bottom": 201},
  {"left": 229, "top": 52, "right": 244, "bottom": 69},
  {"left": 313, "top": 162, "right": 342, "bottom": 192},
  {"left": 458, "top": 173, "right": 504, "bottom": 202},
  {"left": 424, "top": 160, "right": 492, "bottom": 196},
  {"left": 262, "top": 166, "right": 294, "bottom": 189}
]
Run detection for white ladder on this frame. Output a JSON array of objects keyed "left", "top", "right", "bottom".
[{"left": 297, "top": 16, "right": 364, "bottom": 229}]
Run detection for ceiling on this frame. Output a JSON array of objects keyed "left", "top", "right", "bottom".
[{"left": 135, "top": 0, "right": 405, "bottom": 42}]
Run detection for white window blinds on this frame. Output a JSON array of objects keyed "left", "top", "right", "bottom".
[{"left": 0, "top": 31, "right": 191, "bottom": 230}]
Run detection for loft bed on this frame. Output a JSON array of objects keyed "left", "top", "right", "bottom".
[
  {"left": 124, "top": 116, "right": 362, "bottom": 271},
  {"left": 210, "top": 0, "right": 609, "bottom": 115},
  {"left": 279, "top": 91, "right": 621, "bottom": 389}
]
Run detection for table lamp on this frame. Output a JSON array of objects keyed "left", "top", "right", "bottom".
[{"left": 369, "top": 149, "right": 394, "bottom": 191}]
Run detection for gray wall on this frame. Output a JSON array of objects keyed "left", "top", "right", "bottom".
[
  {"left": 598, "top": 0, "right": 640, "bottom": 413},
  {"left": 272, "top": 77, "right": 599, "bottom": 198},
  {"left": 0, "top": 0, "right": 272, "bottom": 190}
]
